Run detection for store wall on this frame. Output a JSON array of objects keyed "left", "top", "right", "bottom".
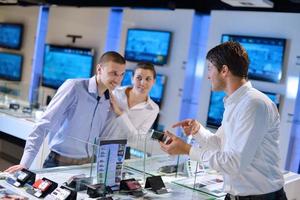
[
  {"left": 197, "top": 10, "right": 300, "bottom": 168},
  {"left": 40, "top": 7, "right": 110, "bottom": 100},
  {"left": 40, "top": 7, "right": 196, "bottom": 136},
  {"left": 0, "top": 6, "right": 39, "bottom": 101}
]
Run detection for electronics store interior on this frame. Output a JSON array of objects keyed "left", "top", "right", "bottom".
[{"left": 0, "top": 1, "right": 300, "bottom": 199}]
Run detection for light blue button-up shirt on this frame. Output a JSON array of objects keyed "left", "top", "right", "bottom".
[{"left": 21, "top": 76, "right": 111, "bottom": 168}]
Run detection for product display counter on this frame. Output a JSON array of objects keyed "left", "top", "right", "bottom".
[
  {"left": 0, "top": 163, "right": 223, "bottom": 200},
  {"left": 1, "top": 156, "right": 300, "bottom": 200}
]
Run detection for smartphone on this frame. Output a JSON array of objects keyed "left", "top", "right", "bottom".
[
  {"left": 16, "top": 171, "right": 29, "bottom": 182},
  {"left": 33, "top": 179, "right": 52, "bottom": 192},
  {"left": 151, "top": 130, "right": 166, "bottom": 142},
  {"left": 151, "top": 130, "right": 172, "bottom": 144},
  {"left": 47, "top": 187, "right": 71, "bottom": 199}
]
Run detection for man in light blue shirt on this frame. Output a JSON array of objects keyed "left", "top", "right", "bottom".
[{"left": 6, "top": 51, "right": 126, "bottom": 172}]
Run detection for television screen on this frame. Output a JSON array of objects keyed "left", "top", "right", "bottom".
[
  {"left": 206, "top": 90, "right": 280, "bottom": 128},
  {"left": 42, "top": 44, "right": 94, "bottom": 89},
  {"left": 206, "top": 91, "right": 226, "bottom": 128},
  {"left": 221, "top": 34, "right": 285, "bottom": 83},
  {"left": 125, "top": 29, "right": 172, "bottom": 65},
  {"left": 121, "top": 69, "right": 167, "bottom": 105},
  {"left": 0, "top": 52, "right": 23, "bottom": 81},
  {"left": 0, "top": 23, "right": 23, "bottom": 49}
]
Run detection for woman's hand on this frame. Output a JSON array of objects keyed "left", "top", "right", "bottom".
[{"left": 109, "top": 92, "right": 123, "bottom": 116}]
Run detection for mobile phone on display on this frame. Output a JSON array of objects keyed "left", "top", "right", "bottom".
[
  {"left": 33, "top": 179, "right": 52, "bottom": 192},
  {"left": 46, "top": 187, "right": 71, "bottom": 200},
  {"left": 16, "top": 171, "right": 29, "bottom": 182},
  {"left": 126, "top": 180, "right": 142, "bottom": 190}
]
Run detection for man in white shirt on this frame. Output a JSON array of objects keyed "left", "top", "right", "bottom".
[{"left": 160, "top": 41, "right": 287, "bottom": 200}]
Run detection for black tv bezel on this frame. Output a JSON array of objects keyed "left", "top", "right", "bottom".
[
  {"left": 42, "top": 44, "right": 94, "bottom": 90},
  {"left": 221, "top": 34, "right": 286, "bottom": 83},
  {"left": 0, "top": 23, "right": 23, "bottom": 50},
  {"left": 124, "top": 28, "right": 172, "bottom": 66},
  {"left": 0, "top": 51, "right": 23, "bottom": 81}
]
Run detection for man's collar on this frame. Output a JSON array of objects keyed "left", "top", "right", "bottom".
[
  {"left": 104, "top": 89, "right": 110, "bottom": 100},
  {"left": 88, "top": 76, "right": 110, "bottom": 100},
  {"left": 224, "top": 82, "right": 252, "bottom": 105},
  {"left": 88, "top": 76, "right": 98, "bottom": 94}
]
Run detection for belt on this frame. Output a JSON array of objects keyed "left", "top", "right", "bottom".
[
  {"left": 227, "top": 188, "right": 286, "bottom": 200},
  {"left": 49, "top": 151, "right": 93, "bottom": 166}
]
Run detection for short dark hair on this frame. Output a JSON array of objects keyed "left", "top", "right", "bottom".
[
  {"left": 99, "top": 51, "right": 126, "bottom": 65},
  {"left": 133, "top": 62, "right": 156, "bottom": 79},
  {"left": 206, "top": 41, "right": 249, "bottom": 78}
]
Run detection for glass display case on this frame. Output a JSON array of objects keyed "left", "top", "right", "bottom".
[{"left": 1, "top": 126, "right": 300, "bottom": 199}]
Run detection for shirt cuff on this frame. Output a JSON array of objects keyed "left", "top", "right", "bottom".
[
  {"left": 189, "top": 146, "right": 202, "bottom": 163},
  {"left": 20, "top": 154, "right": 33, "bottom": 169},
  {"left": 193, "top": 131, "right": 203, "bottom": 143}
]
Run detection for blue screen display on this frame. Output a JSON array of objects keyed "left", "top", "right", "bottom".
[
  {"left": 222, "top": 35, "right": 285, "bottom": 83},
  {"left": 0, "top": 23, "right": 23, "bottom": 49},
  {"left": 125, "top": 29, "right": 172, "bottom": 65},
  {"left": 206, "top": 90, "right": 280, "bottom": 128},
  {"left": 0, "top": 52, "right": 22, "bottom": 81},
  {"left": 121, "top": 69, "right": 166, "bottom": 105},
  {"left": 42, "top": 45, "right": 94, "bottom": 89}
]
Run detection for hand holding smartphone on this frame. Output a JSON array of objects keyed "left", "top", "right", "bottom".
[{"left": 151, "top": 130, "right": 171, "bottom": 144}]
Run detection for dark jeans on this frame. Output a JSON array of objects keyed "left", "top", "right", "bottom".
[{"left": 225, "top": 188, "right": 287, "bottom": 200}]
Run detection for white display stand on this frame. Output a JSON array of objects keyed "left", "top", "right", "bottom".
[{"left": 0, "top": 111, "right": 49, "bottom": 170}]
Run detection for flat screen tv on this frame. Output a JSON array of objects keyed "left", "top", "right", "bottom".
[
  {"left": 121, "top": 69, "right": 167, "bottom": 105},
  {"left": 42, "top": 44, "right": 94, "bottom": 89},
  {"left": 0, "top": 52, "right": 23, "bottom": 81},
  {"left": 0, "top": 23, "right": 23, "bottom": 49},
  {"left": 206, "top": 90, "right": 280, "bottom": 129},
  {"left": 221, "top": 34, "right": 286, "bottom": 83},
  {"left": 125, "top": 29, "right": 172, "bottom": 66}
]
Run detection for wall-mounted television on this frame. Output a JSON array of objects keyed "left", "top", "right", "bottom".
[
  {"left": 221, "top": 34, "right": 286, "bottom": 83},
  {"left": 206, "top": 90, "right": 281, "bottom": 129},
  {"left": 42, "top": 44, "right": 94, "bottom": 89},
  {"left": 121, "top": 69, "right": 167, "bottom": 106},
  {"left": 124, "top": 29, "right": 172, "bottom": 66},
  {"left": 206, "top": 91, "right": 226, "bottom": 129},
  {"left": 0, "top": 23, "right": 23, "bottom": 49},
  {"left": 0, "top": 52, "right": 23, "bottom": 81}
]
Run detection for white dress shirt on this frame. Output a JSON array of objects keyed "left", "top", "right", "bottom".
[
  {"left": 101, "top": 86, "right": 159, "bottom": 145},
  {"left": 189, "top": 82, "right": 284, "bottom": 196}
]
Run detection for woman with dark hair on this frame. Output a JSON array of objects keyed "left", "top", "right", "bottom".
[{"left": 102, "top": 62, "right": 159, "bottom": 144}]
